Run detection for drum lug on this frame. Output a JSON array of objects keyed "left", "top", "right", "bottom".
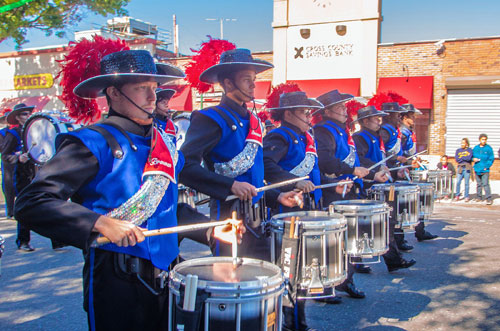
[
  {"left": 358, "top": 233, "right": 375, "bottom": 258},
  {"left": 304, "top": 258, "right": 325, "bottom": 295}
]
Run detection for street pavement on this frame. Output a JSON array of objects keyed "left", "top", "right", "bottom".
[{"left": 1, "top": 202, "right": 500, "bottom": 330}]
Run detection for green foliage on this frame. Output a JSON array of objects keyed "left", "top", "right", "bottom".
[{"left": 0, "top": 0, "right": 130, "bottom": 49}]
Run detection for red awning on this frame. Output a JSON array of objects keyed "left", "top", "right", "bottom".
[
  {"left": 287, "top": 78, "right": 361, "bottom": 98},
  {"left": 377, "top": 76, "right": 434, "bottom": 109},
  {"left": 0, "top": 96, "right": 51, "bottom": 111},
  {"left": 162, "top": 85, "right": 193, "bottom": 111}
]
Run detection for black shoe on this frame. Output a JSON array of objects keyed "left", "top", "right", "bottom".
[
  {"left": 416, "top": 231, "right": 438, "bottom": 242},
  {"left": 18, "top": 242, "right": 35, "bottom": 252},
  {"left": 314, "top": 296, "right": 342, "bottom": 304},
  {"left": 398, "top": 242, "right": 414, "bottom": 251},
  {"left": 336, "top": 282, "right": 366, "bottom": 299},
  {"left": 354, "top": 264, "right": 372, "bottom": 274},
  {"left": 386, "top": 258, "right": 416, "bottom": 272}
]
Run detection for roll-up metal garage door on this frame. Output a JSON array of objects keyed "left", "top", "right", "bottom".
[{"left": 445, "top": 89, "right": 500, "bottom": 157}]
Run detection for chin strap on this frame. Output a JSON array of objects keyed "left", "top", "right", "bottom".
[
  {"left": 290, "top": 110, "right": 312, "bottom": 129},
  {"left": 116, "top": 88, "right": 154, "bottom": 119}
]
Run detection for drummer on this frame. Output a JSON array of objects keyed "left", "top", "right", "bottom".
[
  {"left": 0, "top": 109, "right": 15, "bottom": 220},
  {"left": 400, "top": 103, "right": 438, "bottom": 242},
  {"left": 14, "top": 46, "right": 242, "bottom": 329},
  {"left": 179, "top": 48, "right": 302, "bottom": 260},
  {"left": 379, "top": 102, "right": 413, "bottom": 252},
  {"left": 1, "top": 103, "right": 36, "bottom": 251},
  {"left": 263, "top": 91, "right": 349, "bottom": 330},
  {"left": 313, "top": 89, "right": 374, "bottom": 299},
  {"left": 352, "top": 105, "right": 417, "bottom": 272}
]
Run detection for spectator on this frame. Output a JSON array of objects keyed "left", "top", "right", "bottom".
[
  {"left": 454, "top": 138, "right": 473, "bottom": 202},
  {"left": 472, "top": 133, "right": 494, "bottom": 205},
  {"left": 437, "top": 155, "right": 456, "bottom": 199}
]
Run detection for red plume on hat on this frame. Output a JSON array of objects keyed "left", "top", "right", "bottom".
[
  {"left": 57, "top": 36, "right": 130, "bottom": 124},
  {"left": 387, "top": 91, "right": 408, "bottom": 105},
  {"left": 184, "top": 36, "right": 236, "bottom": 94},
  {"left": 346, "top": 99, "right": 366, "bottom": 129},
  {"left": 257, "top": 110, "right": 270, "bottom": 123},
  {"left": 1, "top": 107, "right": 12, "bottom": 116},
  {"left": 265, "top": 83, "right": 302, "bottom": 122}
]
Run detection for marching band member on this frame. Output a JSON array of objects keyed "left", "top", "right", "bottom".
[
  {"left": 1, "top": 103, "right": 36, "bottom": 251},
  {"left": 313, "top": 89, "right": 369, "bottom": 299},
  {"left": 15, "top": 42, "right": 239, "bottom": 329},
  {"left": 263, "top": 91, "right": 346, "bottom": 331},
  {"left": 352, "top": 105, "right": 417, "bottom": 272},
  {"left": 179, "top": 48, "right": 301, "bottom": 260},
  {"left": 400, "top": 103, "right": 438, "bottom": 241}
]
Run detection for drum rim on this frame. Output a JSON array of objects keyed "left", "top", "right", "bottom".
[
  {"left": 330, "top": 199, "right": 390, "bottom": 212},
  {"left": 169, "top": 257, "right": 284, "bottom": 292},
  {"left": 270, "top": 210, "right": 347, "bottom": 227},
  {"left": 370, "top": 183, "right": 420, "bottom": 192}
]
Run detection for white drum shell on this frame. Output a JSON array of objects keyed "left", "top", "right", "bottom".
[
  {"left": 412, "top": 182, "right": 435, "bottom": 220},
  {"left": 270, "top": 211, "right": 347, "bottom": 299},
  {"left": 169, "top": 257, "right": 284, "bottom": 331},
  {"left": 329, "top": 200, "right": 390, "bottom": 258}
]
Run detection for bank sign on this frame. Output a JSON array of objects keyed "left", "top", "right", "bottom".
[
  {"left": 286, "top": 21, "right": 365, "bottom": 80},
  {"left": 14, "top": 73, "right": 54, "bottom": 90}
]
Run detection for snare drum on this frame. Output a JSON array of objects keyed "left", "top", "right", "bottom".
[
  {"left": 22, "top": 111, "right": 81, "bottom": 165},
  {"left": 329, "top": 200, "right": 390, "bottom": 262},
  {"left": 169, "top": 257, "right": 285, "bottom": 331},
  {"left": 369, "top": 183, "right": 420, "bottom": 230},
  {"left": 410, "top": 170, "right": 452, "bottom": 199},
  {"left": 172, "top": 112, "right": 191, "bottom": 150},
  {"left": 412, "top": 182, "right": 435, "bottom": 220},
  {"left": 270, "top": 211, "right": 347, "bottom": 299}
]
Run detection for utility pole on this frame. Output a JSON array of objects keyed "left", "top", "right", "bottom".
[
  {"left": 205, "top": 18, "right": 237, "bottom": 39},
  {"left": 173, "top": 14, "right": 179, "bottom": 56}
]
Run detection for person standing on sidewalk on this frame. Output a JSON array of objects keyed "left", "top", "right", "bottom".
[
  {"left": 472, "top": 134, "right": 494, "bottom": 205},
  {"left": 454, "top": 138, "right": 473, "bottom": 202}
]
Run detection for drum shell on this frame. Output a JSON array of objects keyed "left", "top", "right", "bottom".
[
  {"left": 169, "top": 257, "right": 284, "bottom": 331},
  {"left": 269, "top": 211, "right": 347, "bottom": 299},
  {"left": 369, "top": 183, "right": 420, "bottom": 230},
  {"left": 172, "top": 113, "right": 191, "bottom": 150},
  {"left": 410, "top": 170, "right": 452, "bottom": 199},
  {"left": 329, "top": 200, "right": 390, "bottom": 258}
]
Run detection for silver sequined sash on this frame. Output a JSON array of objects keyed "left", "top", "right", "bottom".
[
  {"left": 214, "top": 141, "right": 260, "bottom": 179},
  {"left": 291, "top": 152, "right": 316, "bottom": 177}
]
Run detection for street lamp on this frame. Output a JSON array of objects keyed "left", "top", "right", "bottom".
[{"left": 205, "top": 18, "right": 237, "bottom": 39}]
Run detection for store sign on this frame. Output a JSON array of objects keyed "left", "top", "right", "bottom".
[
  {"left": 286, "top": 21, "right": 366, "bottom": 80},
  {"left": 14, "top": 73, "right": 53, "bottom": 90}
]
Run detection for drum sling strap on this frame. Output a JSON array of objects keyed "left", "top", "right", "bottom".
[
  {"left": 278, "top": 223, "right": 303, "bottom": 308},
  {"left": 85, "top": 120, "right": 138, "bottom": 160}
]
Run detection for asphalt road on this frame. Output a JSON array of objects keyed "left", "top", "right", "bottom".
[{"left": 1, "top": 202, "right": 500, "bottom": 330}]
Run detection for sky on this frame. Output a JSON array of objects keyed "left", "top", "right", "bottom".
[{"left": 1, "top": 0, "right": 500, "bottom": 54}]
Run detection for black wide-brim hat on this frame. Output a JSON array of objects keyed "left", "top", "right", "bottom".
[
  {"left": 380, "top": 102, "right": 407, "bottom": 113},
  {"left": 156, "top": 88, "right": 176, "bottom": 101},
  {"left": 74, "top": 50, "right": 185, "bottom": 99},
  {"left": 317, "top": 89, "right": 354, "bottom": 109},
  {"left": 199, "top": 48, "right": 274, "bottom": 84},
  {"left": 267, "top": 91, "right": 323, "bottom": 111},
  {"left": 401, "top": 103, "right": 422, "bottom": 115},
  {"left": 355, "top": 106, "right": 388, "bottom": 122},
  {"left": 6, "top": 103, "right": 35, "bottom": 125}
]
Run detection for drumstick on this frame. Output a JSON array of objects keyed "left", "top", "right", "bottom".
[
  {"left": 290, "top": 216, "right": 296, "bottom": 239},
  {"left": 225, "top": 176, "right": 309, "bottom": 201},
  {"left": 387, "top": 165, "right": 413, "bottom": 171},
  {"left": 187, "top": 275, "right": 198, "bottom": 312},
  {"left": 389, "top": 185, "right": 395, "bottom": 202},
  {"left": 183, "top": 274, "right": 192, "bottom": 310},
  {"left": 94, "top": 219, "right": 234, "bottom": 246},
  {"left": 313, "top": 181, "right": 353, "bottom": 190},
  {"left": 294, "top": 216, "right": 300, "bottom": 239},
  {"left": 231, "top": 211, "right": 238, "bottom": 267},
  {"left": 407, "top": 150, "right": 428, "bottom": 160}
]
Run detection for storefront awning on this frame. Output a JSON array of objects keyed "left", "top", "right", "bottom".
[
  {"left": 377, "top": 76, "right": 434, "bottom": 109},
  {"left": 0, "top": 96, "right": 51, "bottom": 111},
  {"left": 287, "top": 78, "right": 361, "bottom": 98},
  {"left": 162, "top": 85, "right": 193, "bottom": 111}
]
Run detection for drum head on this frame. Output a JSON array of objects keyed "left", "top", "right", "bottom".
[
  {"left": 271, "top": 210, "right": 346, "bottom": 229},
  {"left": 171, "top": 257, "right": 283, "bottom": 290},
  {"left": 173, "top": 113, "right": 191, "bottom": 149},
  {"left": 331, "top": 200, "right": 388, "bottom": 212},
  {"left": 23, "top": 115, "right": 58, "bottom": 164},
  {"left": 371, "top": 182, "right": 419, "bottom": 192}
]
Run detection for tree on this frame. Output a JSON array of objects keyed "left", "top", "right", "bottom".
[{"left": 0, "top": 0, "right": 130, "bottom": 49}]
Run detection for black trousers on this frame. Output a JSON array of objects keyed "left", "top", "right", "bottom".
[
  {"left": 394, "top": 228, "right": 405, "bottom": 247},
  {"left": 83, "top": 249, "right": 169, "bottom": 331},
  {"left": 382, "top": 215, "right": 404, "bottom": 265},
  {"left": 2, "top": 162, "right": 16, "bottom": 217}
]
